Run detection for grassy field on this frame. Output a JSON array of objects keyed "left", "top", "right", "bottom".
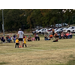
[{"left": 0, "top": 34, "right": 75, "bottom": 65}]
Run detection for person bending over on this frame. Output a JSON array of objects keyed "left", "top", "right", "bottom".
[{"left": 15, "top": 37, "right": 19, "bottom": 48}]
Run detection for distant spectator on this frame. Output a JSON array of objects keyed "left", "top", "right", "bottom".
[
  {"left": 65, "top": 32, "right": 70, "bottom": 39},
  {"left": 32, "top": 37, "right": 35, "bottom": 41},
  {"left": 10, "top": 36, "right": 13, "bottom": 42},
  {"left": 7, "top": 36, "right": 12, "bottom": 43},
  {"left": 13, "top": 34, "right": 16, "bottom": 43},
  {"left": 57, "top": 32, "right": 61, "bottom": 39},
  {"left": 63, "top": 32, "right": 66, "bottom": 39},
  {"left": 69, "top": 32, "right": 72, "bottom": 38},
  {"left": 1, "top": 36, "right": 5, "bottom": 42},
  {"left": 27, "top": 35, "right": 32, "bottom": 41},
  {"left": 35, "top": 34, "right": 40, "bottom": 41},
  {"left": 44, "top": 35, "right": 50, "bottom": 40},
  {"left": 6, "top": 35, "right": 9, "bottom": 42},
  {"left": 49, "top": 34, "right": 53, "bottom": 40},
  {"left": 61, "top": 32, "right": 64, "bottom": 39}
]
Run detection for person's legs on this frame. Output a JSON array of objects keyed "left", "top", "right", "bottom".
[
  {"left": 70, "top": 35, "right": 72, "bottom": 38},
  {"left": 3, "top": 39, "right": 5, "bottom": 42},
  {"left": 71, "top": 35, "right": 72, "bottom": 38},
  {"left": 19, "top": 38, "right": 23, "bottom": 48},
  {"left": 22, "top": 43, "right": 24, "bottom": 47},
  {"left": 36, "top": 37, "right": 37, "bottom": 41},
  {"left": 8, "top": 38, "right": 11, "bottom": 43},
  {"left": 21, "top": 41, "right": 23, "bottom": 47},
  {"left": 7, "top": 39, "right": 9, "bottom": 43},
  {"left": 66, "top": 36, "right": 67, "bottom": 39},
  {"left": 35, "top": 37, "right": 37, "bottom": 41},
  {"left": 68, "top": 35, "right": 70, "bottom": 39},
  {"left": 19, "top": 41, "right": 21, "bottom": 47},
  {"left": 15, "top": 43, "right": 19, "bottom": 48},
  {"left": 38, "top": 37, "right": 40, "bottom": 41},
  {"left": 25, "top": 44, "right": 27, "bottom": 47}
]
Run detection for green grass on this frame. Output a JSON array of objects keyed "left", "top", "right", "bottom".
[
  {"left": 0, "top": 62, "right": 8, "bottom": 65},
  {"left": 0, "top": 35, "right": 75, "bottom": 65}
]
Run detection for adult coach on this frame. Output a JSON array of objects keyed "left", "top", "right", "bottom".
[{"left": 18, "top": 28, "right": 24, "bottom": 48}]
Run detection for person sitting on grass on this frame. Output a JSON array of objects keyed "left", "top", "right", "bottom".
[
  {"left": 1, "top": 36, "right": 5, "bottom": 43},
  {"left": 13, "top": 34, "right": 16, "bottom": 43},
  {"left": 69, "top": 32, "right": 72, "bottom": 39},
  {"left": 61, "top": 32, "right": 64, "bottom": 39},
  {"left": 44, "top": 35, "right": 50, "bottom": 40},
  {"left": 22, "top": 36, "right": 27, "bottom": 47},
  {"left": 65, "top": 32, "right": 70, "bottom": 39},
  {"left": 27, "top": 35, "right": 32, "bottom": 41},
  {"left": 32, "top": 37, "right": 35, "bottom": 41},
  {"left": 15, "top": 37, "right": 19, "bottom": 48},
  {"left": 35, "top": 33, "right": 40, "bottom": 41},
  {"left": 6, "top": 35, "right": 9, "bottom": 42},
  {"left": 49, "top": 34, "right": 53, "bottom": 40},
  {"left": 7, "top": 36, "right": 12, "bottom": 43}
]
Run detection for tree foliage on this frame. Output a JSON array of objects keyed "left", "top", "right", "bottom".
[{"left": 0, "top": 9, "right": 75, "bottom": 31}]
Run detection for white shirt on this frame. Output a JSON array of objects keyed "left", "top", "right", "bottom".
[{"left": 18, "top": 31, "right": 24, "bottom": 38}]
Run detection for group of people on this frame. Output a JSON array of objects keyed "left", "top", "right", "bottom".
[
  {"left": 15, "top": 28, "right": 40, "bottom": 48},
  {"left": 0, "top": 28, "right": 41, "bottom": 48},
  {"left": 27, "top": 33, "right": 40, "bottom": 41},
  {"left": 15, "top": 28, "right": 27, "bottom": 48},
  {"left": 44, "top": 28, "right": 73, "bottom": 42},
  {"left": 0, "top": 28, "right": 73, "bottom": 47},
  {"left": 15, "top": 28, "right": 42, "bottom": 48},
  {"left": 58, "top": 32, "right": 72, "bottom": 39},
  {"left": 0, "top": 34, "right": 17, "bottom": 43}
]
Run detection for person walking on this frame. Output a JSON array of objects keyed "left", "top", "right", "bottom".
[{"left": 18, "top": 28, "right": 24, "bottom": 48}]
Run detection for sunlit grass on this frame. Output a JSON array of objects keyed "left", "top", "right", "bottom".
[{"left": 0, "top": 35, "right": 75, "bottom": 65}]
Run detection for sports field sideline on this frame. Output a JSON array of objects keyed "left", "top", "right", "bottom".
[{"left": 0, "top": 34, "right": 75, "bottom": 65}]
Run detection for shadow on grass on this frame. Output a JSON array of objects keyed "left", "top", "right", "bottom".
[
  {"left": 0, "top": 62, "right": 8, "bottom": 65},
  {"left": 67, "top": 60, "right": 75, "bottom": 65},
  {"left": 66, "top": 54, "right": 75, "bottom": 65}
]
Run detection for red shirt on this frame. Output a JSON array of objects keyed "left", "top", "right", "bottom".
[{"left": 66, "top": 33, "right": 69, "bottom": 36}]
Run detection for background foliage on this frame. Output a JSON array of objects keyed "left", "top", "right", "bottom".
[{"left": 0, "top": 9, "right": 75, "bottom": 31}]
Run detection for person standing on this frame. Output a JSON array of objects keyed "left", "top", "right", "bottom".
[
  {"left": 18, "top": 28, "right": 24, "bottom": 48},
  {"left": 52, "top": 28, "right": 55, "bottom": 36},
  {"left": 22, "top": 36, "right": 27, "bottom": 47}
]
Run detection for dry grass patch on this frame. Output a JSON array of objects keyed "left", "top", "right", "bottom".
[{"left": 0, "top": 36, "right": 75, "bottom": 65}]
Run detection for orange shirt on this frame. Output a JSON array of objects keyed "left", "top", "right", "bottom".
[{"left": 50, "top": 35, "right": 53, "bottom": 38}]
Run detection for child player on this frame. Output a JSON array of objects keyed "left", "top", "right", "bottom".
[
  {"left": 22, "top": 36, "right": 27, "bottom": 47},
  {"left": 15, "top": 37, "right": 19, "bottom": 48}
]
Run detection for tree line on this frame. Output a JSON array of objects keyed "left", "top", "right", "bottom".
[{"left": 0, "top": 9, "right": 75, "bottom": 31}]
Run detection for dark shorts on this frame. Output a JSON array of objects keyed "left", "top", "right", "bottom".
[
  {"left": 19, "top": 38, "right": 23, "bottom": 41},
  {"left": 16, "top": 43, "right": 19, "bottom": 45}
]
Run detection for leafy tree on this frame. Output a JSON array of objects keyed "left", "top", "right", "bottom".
[
  {"left": 4, "top": 9, "right": 27, "bottom": 31},
  {"left": 0, "top": 9, "right": 75, "bottom": 31}
]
